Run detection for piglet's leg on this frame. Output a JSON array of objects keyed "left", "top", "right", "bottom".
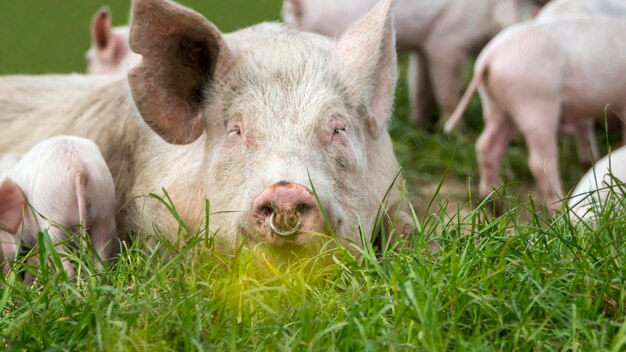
[
  {"left": 424, "top": 40, "right": 467, "bottom": 123},
  {"left": 572, "top": 120, "right": 599, "bottom": 167},
  {"left": 476, "top": 109, "right": 515, "bottom": 202},
  {"left": 89, "top": 218, "right": 118, "bottom": 270},
  {"left": 46, "top": 227, "right": 76, "bottom": 279},
  {"left": 408, "top": 51, "right": 435, "bottom": 128},
  {"left": 518, "top": 107, "right": 563, "bottom": 212}
]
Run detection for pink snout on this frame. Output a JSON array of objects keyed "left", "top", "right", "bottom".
[{"left": 251, "top": 181, "right": 324, "bottom": 243}]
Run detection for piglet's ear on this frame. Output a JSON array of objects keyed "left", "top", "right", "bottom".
[
  {"left": 91, "top": 7, "right": 113, "bottom": 50},
  {"left": 333, "top": 0, "right": 397, "bottom": 139},
  {"left": 129, "top": 0, "right": 233, "bottom": 145},
  {"left": 0, "top": 179, "right": 26, "bottom": 234},
  {"left": 289, "top": 0, "right": 303, "bottom": 19}
]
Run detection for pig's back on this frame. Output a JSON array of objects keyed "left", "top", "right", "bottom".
[
  {"left": 537, "top": 0, "right": 587, "bottom": 20},
  {"left": 569, "top": 146, "right": 626, "bottom": 217},
  {"left": 549, "top": 19, "right": 626, "bottom": 111},
  {"left": 0, "top": 153, "right": 21, "bottom": 180},
  {"left": 8, "top": 136, "right": 114, "bottom": 227},
  {"left": 484, "top": 18, "right": 626, "bottom": 89},
  {"left": 539, "top": 0, "right": 626, "bottom": 21}
]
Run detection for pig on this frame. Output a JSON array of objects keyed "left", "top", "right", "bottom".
[
  {"left": 535, "top": 0, "right": 626, "bottom": 166},
  {"left": 0, "top": 0, "right": 408, "bottom": 256},
  {"left": 86, "top": 7, "right": 141, "bottom": 75},
  {"left": 0, "top": 136, "right": 117, "bottom": 275},
  {"left": 538, "top": 0, "right": 626, "bottom": 20},
  {"left": 569, "top": 146, "right": 626, "bottom": 219},
  {"left": 282, "top": 0, "right": 548, "bottom": 127},
  {"left": 0, "top": 153, "right": 21, "bottom": 179},
  {"left": 443, "top": 17, "right": 626, "bottom": 211}
]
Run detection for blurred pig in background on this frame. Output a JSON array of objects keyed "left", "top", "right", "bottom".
[
  {"left": 282, "top": 0, "right": 549, "bottom": 127},
  {"left": 86, "top": 7, "right": 141, "bottom": 75}
]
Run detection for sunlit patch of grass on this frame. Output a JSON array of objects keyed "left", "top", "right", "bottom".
[{"left": 1, "top": 176, "right": 626, "bottom": 350}]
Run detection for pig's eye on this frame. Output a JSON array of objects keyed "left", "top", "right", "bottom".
[
  {"left": 331, "top": 125, "right": 346, "bottom": 144},
  {"left": 227, "top": 120, "right": 243, "bottom": 139}
]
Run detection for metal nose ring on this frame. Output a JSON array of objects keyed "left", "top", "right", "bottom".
[{"left": 269, "top": 211, "right": 302, "bottom": 237}]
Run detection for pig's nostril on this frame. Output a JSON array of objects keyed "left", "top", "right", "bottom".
[
  {"left": 269, "top": 211, "right": 302, "bottom": 237},
  {"left": 259, "top": 204, "right": 274, "bottom": 218},
  {"left": 296, "top": 203, "right": 313, "bottom": 215}
]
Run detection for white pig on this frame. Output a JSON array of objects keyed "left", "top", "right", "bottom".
[
  {"left": 0, "top": 136, "right": 117, "bottom": 274},
  {"left": 444, "top": 18, "right": 626, "bottom": 211},
  {"left": 0, "top": 0, "right": 408, "bottom": 256},
  {"left": 538, "top": 0, "right": 626, "bottom": 20},
  {"left": 282, "top": 0, "right": 548, "bottom": 126},
  {"left": 535, "top": 0, "right": 626, "bottom": 166},
  {"left": 0, "top": 153, "right": 21, "bottom": 179},
  {"left": 86, "top": 7, "right": 141, "bottom": 75},
  {"left": 569, "top": 146, "right": 626, "bottom": 219}
]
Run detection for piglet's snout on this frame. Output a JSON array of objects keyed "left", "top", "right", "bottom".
[{"left": 252, "top": 181, "right": 321, "bottom": 238}]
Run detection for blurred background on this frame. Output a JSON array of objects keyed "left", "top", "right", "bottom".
[{"left": 0, "top": 0, "right": 282, "bottom": 75}]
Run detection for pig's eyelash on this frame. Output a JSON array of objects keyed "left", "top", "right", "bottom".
[
  {"left": 227, "top": 120, "right": 242, "bottom": 137},
  {"left": 333, "top": 127, "right": 346, "bottom": 135}
]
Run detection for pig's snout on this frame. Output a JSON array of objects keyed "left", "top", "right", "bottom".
[{"left": 251, "top": 181, "right": 321, "bottom": 238}]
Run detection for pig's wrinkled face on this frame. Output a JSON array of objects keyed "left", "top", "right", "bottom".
[
  {"left": 127, "top": 0, "right": 399, "bottom": 252},
  {"left": 205, "top": 28, "right": 369, "bottom": 248}
]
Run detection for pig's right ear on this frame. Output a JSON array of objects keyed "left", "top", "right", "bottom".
[
  {"left": 91, "top": 7, "right": 113, "bottom": 50},
  {"left": 128, "top": 0, "right": 233, "bottom": 145},
  {"left": 0, "top": 179, "right": 26, "bottom": 234},
  {"left": 288, "top": 0, "right": 303, "bottom": 19}
]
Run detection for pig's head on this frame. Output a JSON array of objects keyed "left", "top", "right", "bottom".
[
  {"left": 128, "top": 0, "right": 405, "bottom": 250},
  {"left": 494, "top": 0, "right": 551, "bottom": 28},
  {"left": 87, "top": 7, "right": 142, "bottom": 75}
]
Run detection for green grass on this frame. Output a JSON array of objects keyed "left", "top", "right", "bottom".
[{"left": 2, "top": 186, "right": 626, "bottom": 350}]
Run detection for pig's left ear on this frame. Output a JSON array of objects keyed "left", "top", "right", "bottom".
[
  {"left": 128, "top": 0, "right": 233, "bottom": 145},
  {"left": 91, "top": 7, "right": 113, "bottom": 51},
  {"left": 0, "top": 179, "right": 27, "bottom": 234},
  {"left": 333, "top": 0, "right": 397, "bottom": 139}
]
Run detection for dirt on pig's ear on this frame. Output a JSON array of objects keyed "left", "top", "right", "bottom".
[
  {"left": 332, "top": 0, "right": 397, "bottom": 139},
  {"left": 128, "top": 0, "right": 233, "bottom": 145},
  {"left": 0, "top": 179, "right": 27, "bottom": 234}
]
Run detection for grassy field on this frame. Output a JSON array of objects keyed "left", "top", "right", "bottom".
[
  {"left": 0, "top": 0, "right": 281, "bottom": 75},
  {"left": 2, "top": 2, "right": 626, "bottom": 351}
]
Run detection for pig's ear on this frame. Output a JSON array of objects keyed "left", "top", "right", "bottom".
[
  {"left": 91, "top": 7, "right": 113, "bottom": 50},
  {"left": 333, "top": 0, "right": 397, "bottom": 139},
  {"left": 0, "top": 179, "right": 26, "bottom": 234},
  {"left": 289, "top": 0, "right": 303, "bottom": 19},
  {"left": 128, "top": 0, "right": 233, "bottom": 145}
]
